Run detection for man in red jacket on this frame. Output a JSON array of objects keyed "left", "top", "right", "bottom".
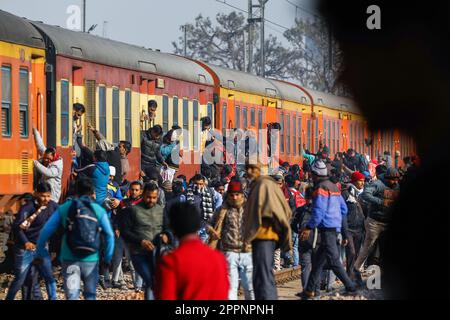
[{"left": 155, "top": 202, "right": 229, "bottom": 300}]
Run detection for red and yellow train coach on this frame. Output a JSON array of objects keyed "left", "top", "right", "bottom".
[
  {"left": 29, "top": 21, "right": 216, "bottom": 195},
  {"left": 0, "top": 10, "right": 46, "bottom": 214}
]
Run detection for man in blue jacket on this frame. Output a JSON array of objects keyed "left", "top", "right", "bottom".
[
  {"left": 35, "top": 178, "right": 114, "bottom": 300},
  {"left": 74, "top": 150, "right": 110, "bottom": 205},
  {"left": 299, "top": 160, "right": 356, "bottom": 299}
]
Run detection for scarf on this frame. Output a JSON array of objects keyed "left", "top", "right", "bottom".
[{"left": 186, "top": 185, "right": 214, "bottom": 220}]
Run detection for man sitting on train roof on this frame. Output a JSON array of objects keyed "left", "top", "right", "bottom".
[{"left": 32, "top": 128, "right": 63, "bottom": 203}]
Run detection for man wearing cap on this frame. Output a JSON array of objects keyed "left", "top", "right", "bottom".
[
  {"left": 354, "top": 167, "right": 400, "bottom": 276},
  {"left": 208, "top": 180, "right": 254, "bottom": 300},
  {"left": 299, "top": 160, "right": 357, "bottom": 298},
  {"left": 243, "top": 162, "right": 292, "bottom": 300},
  {"left": 342, "top": 171, "right": 366, "bottom": 279}
]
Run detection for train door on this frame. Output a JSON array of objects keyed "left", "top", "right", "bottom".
[{"left": 84, "top": 80, "right": 96, "bottom": 150}]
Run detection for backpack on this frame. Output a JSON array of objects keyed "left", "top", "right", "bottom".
[{"left": 66, "top": 198, "right": 101, "bottom": 257}]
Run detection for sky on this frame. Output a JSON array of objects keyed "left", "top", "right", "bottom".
[{"left": 0, "top": 0, "right": 319, "bottom": 53}]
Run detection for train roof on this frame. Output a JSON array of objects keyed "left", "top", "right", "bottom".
[
  {"left": 0, "top": 10, "right": 44, "bottom": 49},
  {"left": 205, "top": 63, "right": 281, "bottom": 98},
  {"left": 29, "top": 21, "right": 214, "bottom": 85},
  {"left": 268, "top": 79, "right": 312, "bottom": 105},
  {"left": 307, "top": 88, "right": 359, "bottom": 113}
]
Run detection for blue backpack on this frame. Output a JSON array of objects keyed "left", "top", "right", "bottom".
[{"left": 66, "top": 198, "right": 101, "bottom": 257}]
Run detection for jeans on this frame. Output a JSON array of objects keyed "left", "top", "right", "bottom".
[
  {"left": 354, "top": 217, "right": 387, "bottom": 271},
  {"left": 225, "top": 251, "right": 255, "bottom": 300},
  {"left": 345, "top": 230, "right": 364, "bottom": 278},
  {"left": 198, "top": 226, "right": 209, "bottom": 243},
  {"left": 252, "top": 240, "right": 278, "bottom": 300},
  {"left": 292, "top": 232, "right": 299, "bottom": 267},
  {"left": 6, "top": 247, "right": 57, "bottom": 300},
  {"left": 298, "top": 242, "right": 313, "bottom": 291},
  {"left": 111, "top": 236, "right": 125, "bottom": 283},
  {"left": 21, "top": 265, "right": 43, "bottom": 300},
  {"left": 131, "top": 253, "right": 155, "bottom": 300},
  {"left": 305, "top": 229, "right": 355, "bottom": 294},
  {"left": 62, "top": 261, "right": 99, "bottom": 300}
]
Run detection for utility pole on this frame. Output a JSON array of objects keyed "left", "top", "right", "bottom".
[
  {"left": 82, "top": 0, "right": 86, "bottom": 32},
  {"left": 247, "top": 0, "right": 253, "bottom": 74},
  {"left": 102, "top": 21, "right": 108, "bottom": 38},
  {"left": 243, "top": 31, "right": 246, "bottom": 72},
  {"left": 259, "top": 0, "right": 268, "bottom": 78},
  {"left": 328, "top": 21, "right": 333, "bottom": 72},
  {"left": 183, "top": 24, "right": 187, "bottom": 56}
]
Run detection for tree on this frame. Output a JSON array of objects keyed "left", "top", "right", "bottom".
[
  {"left": 173, "top": 12, "right": 292, "bottom": 78},
  {"left": 284, "top": 18, "right": 344, "bottom": 93}
]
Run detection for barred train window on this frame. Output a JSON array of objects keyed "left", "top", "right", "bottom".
[
  {"left": 298, "top": 117, "right": 302, "bottom": 156},
  {"left": 125, "top": 90, "right": 132, "bottom": 144},
  {"left": 61, "top": 80, "right": 69, "bottom": 145},
  {"left": 173, "top": 97, "right": 179, "bottom": 126},
  {"left": 286, "top": 114, "right": 290, "bottom": 155},
  {"left": 207, "top": 102, "right": 213, "bottom": 124},
  {"left": 1, "top": 66, "right": 12, "bottom": 136},
  {"left": 258, "top": 109, "right": 262, "bottom": 151},
  {"left": 162, "top": 95, "right": 169, "bottom": 133},
  {"left": 293, "top": 116, "right": 297, "bottom": 155},
  {"left": 280, "top": 113, "right": 284, "bottom": 153},
  {"left": 193, "top": 100, "right": 199, "bottom": 149},
  {"left": 235, "top": 105, "right": 240, "bottom": 129},
  {"left": 251, "top": 108, "right": 255, "bottom": 126},
  {"left": 99, "top": 86, "right": 106, "bottom": 138},
  {"left": 243, "top": 107, "right": 247, "bottom": 129},
  {"left": 307, "top": 119, "right": 311, "bottom": 151},
  {"left": 112, "top": 88, "right": 119, "bottom": 143},
  {"left": 19, "top": 69, "right": 29, "bottom": 137},
  {"left": 222, "top": 103, "right": 227, "bottom": 136},
  {"left": 183, "top": 99, "right": 189, "bottom": 148},
  {"left": 328, "top": 120, "right": 331, "bottom": 152}
]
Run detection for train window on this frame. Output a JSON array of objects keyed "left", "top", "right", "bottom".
[
  {"left": 112, "top": 88, "right": 120, "bottom": 144},
  {"left": 125, "top": 90, "right": 132, "bottom": 144},
  {"left": 337, "top": 123, "right": 340, "bottom": 151},
  {"left": 258, "top": 109, "right": 262, "bottom": 151},
  {"left": 280, "top": 113, "right": 284, "bottom": 153},
  {"left": 193, "top": 100, "right": 199, "bottom": 150},
  {"left": 173, "top": 97, "right": 179, "bottom": 126},
  {"left": 235, "top": 105, "right": 240, "bottom": 129},
  {"left": 243, "top": 107, "right": 248, "bottom": 129},
  {"left": 298, "top": 117, "right": 302, "bottom": 156},
  {"left": 183, "top": 99, "right": 189, "bottom": 148},
  {"left": 349, "top": 123, "right": 353, "bottom": 150},
  {"left": 222, "top": 103, "right": 227, "bottom": 137},
  {"left": 251, "top": 108, "right": 255, "bottom": 126},
  {"left": 323, "top": 118, "right": 326, "bottom": 147},
  {"left": 315, "top": 118, "right": 319, "bottom": 151},
  {"left": 61, "top": 80, "right": 69, "bottom": 145},
  {"left": 327, "top": 120, "right": 331, "bottom": 149},
  {"left": 286, "top": 114, "right": 290, "bottom": 155},
  {"left": 207, "top": 102, "right": 213, "bottom": 124},
  {"left": 332, "top": 121, "right": 338, "bottom": 154},
  {"left": 99, "top": 86, "right": 107, "bottom": 138},
  {"left": 307, "top": 119, "right": 311, "bottom": 151},
  {"left": 162, "top": 95, "right": 169, "bottom": 133},
  {"left": 293, "top": 116, "right": 296, "bottom": 155},
  {"left": 19, "top": 69, "right": 29, "bottom": 137},
  {"left": 1, "top": 66, "right": 12, "bottom": 137}
]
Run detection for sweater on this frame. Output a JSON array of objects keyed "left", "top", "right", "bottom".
[{"left": 155, "top": 238, "right": 229, "bottom": 300}]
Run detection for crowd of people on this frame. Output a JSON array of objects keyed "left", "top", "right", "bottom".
[{"left": 0, "top": 99, "right": 419, "bottom": 300}]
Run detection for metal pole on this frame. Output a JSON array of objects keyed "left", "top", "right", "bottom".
[
  {"left": 183, "top": 25, "right": 187, "bottom": 56},
  {"left": 82, "top": 0, "right": 86, "bottom": 32},
  {"left": 328, "top": 21, "right": 332, "bottom": 71},
  {"left": 259, "top": 0, "right": 268, "bottom": 77},
  {"left": 243, "top": 31, "right": 246, "bottom": 71},
  {"left": 247, "top": 0, "right": 253, "bottom": 73}
]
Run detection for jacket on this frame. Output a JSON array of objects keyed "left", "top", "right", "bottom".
[
  {"left": 75, "top": 162, "right": 110, "bottom": 205},
  {"left": 33, "top": 128, "right": 63, "bottom": 203},
  {"left": 141, "top": 130, "right": 164, "bottom": 170},
  {"left": 342, "top": 183, "right": 365, "bottom": 232},
  {"left": 120, "top": 201, "right": 166, "bottom": 255},
  {"left": 155, "top": 238, "right": 229, "bottom": 300},
  {"left": 13, "top": 200, "right": 58, "bottom": 248},
  {"left": 244, "top": 176, "right": 292, "bottom": 252},
  {"left": 93, "top": 130, "right": 123, "bottom": 184},
  {"left": 211, "top": 201, "right": 251, "bottom": 253},
  {"left": 361, "top": 175, "right": 400, "bottom": 223},
  {"left": 35, "top": 196, "right": 114, "bottom": 263},
  {"left": 307, "top": 178, "right": 348, "bottom": 237}
]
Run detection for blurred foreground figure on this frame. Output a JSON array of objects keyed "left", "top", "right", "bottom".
[{"left": 319, "top": 0, "right": 450, "bottom": 298}]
